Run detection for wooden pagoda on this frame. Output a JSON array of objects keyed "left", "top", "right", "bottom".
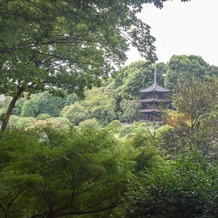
[{"left": 138, "top": 72, "right": 172, "bottom": 121}]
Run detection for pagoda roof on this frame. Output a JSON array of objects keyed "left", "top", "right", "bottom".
[
  {"left": 139, "top": 83, "right": 171, "bottom": 93},
  {"left": 138, "top": 109, "right": 160, "bottom": 113},
  {"left": 139, "top": 98, "right": 172, "bottom": 103}
]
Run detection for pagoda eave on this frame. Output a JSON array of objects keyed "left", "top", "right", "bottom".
[
  {"left": 139, "top": 98, "right": 172, "bottom": 103},
  {"left": 139, "top": 83, "right": 171, "bottom": 93},
  {"left": 138, "top": 109, "right": 160, "bottom": 113}
]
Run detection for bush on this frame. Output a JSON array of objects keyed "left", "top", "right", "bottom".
[
  {"left": 0, "top": 127, "right": 131, "bottom": 218},
  {"left": 124, "top": 150, "right": 218, "bottom": 218},
  {"left": 107, "top": 120, "right": 124, "bottom": 134},
  {"left": 30, "top": 117, "right": 72, "bottom": 129},
  {"left": 36, "top": 113, "right": 51, "bottom": 120},
  {"left": 79, "top": 118, "right": 100, "bottom": 129},
  {"left": 8, "top": 115, "right": 37, "bottom": 129},
  {"left": 61, "top": 102, "right": 89, "bottom": 125}
]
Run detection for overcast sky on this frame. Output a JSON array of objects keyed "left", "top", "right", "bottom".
[{"left": 126, "top": 0, "right": 218, "bottom": 66}]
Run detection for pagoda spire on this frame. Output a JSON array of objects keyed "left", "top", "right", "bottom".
[{"left": 153, "top": 67, "right": 157, "bottom": 89}]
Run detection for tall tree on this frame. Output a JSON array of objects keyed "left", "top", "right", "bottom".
[
  {"left": 0, "top": 0, "right": 189, "bottom": 130},
  {"left": 163, "top": 78, "right": 218, "bottom": 159},
  {"left": 61, "top": 87, "right": 117, "bottom": 125},
  {"left": 113, "top": 61, "right": 154, "bottom": 100},
  {"left": 165, "top": 55, "right": 210, "bottom": 93}
]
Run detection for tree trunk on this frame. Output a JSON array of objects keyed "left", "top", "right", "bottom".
[{"left": 1, "top": 87, "right": 24, "bottom": 131}]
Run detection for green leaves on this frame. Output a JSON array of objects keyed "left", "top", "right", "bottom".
[
  {"left": 163, "top": 78, "right": 218, "bottom": 157},
  {"left": 0, "top": 126, "right": 130, "bottom": 217},
  {"left": 120, "top": 99, "right": 141, "bottom": 122},
  {"left": 0, "top": 0, "right": 159, "bottom": 98},
  {"left": 124, "top": 150, "right": 218, "bottom": 218},
  {"left": 61, "top": 102, "right": 89, "bottom": 125},
  {"left": 165, "top": 55, "right": 210, "bottom": 93},
  {"left": 61, "top": 86, "right": 117, "bottom": 125}
]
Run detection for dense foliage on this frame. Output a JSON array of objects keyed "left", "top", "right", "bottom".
[
  {"left": 0, "top": 121, "right": 217, "bottom": 218},
  {"left": 0, "top": 1, "right": 217, "bottom": 217},
  {"left": 123, "top": 150, "right": 218, "bottom": 218},
  {"left": 0, "top": 127, "right": 132, "bottom": 218}
]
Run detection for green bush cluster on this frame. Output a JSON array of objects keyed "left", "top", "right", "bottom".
[{"left": 0, "top": 124, "right": 217, "bottom": 218}]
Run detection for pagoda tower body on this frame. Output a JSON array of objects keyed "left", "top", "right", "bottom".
[{"left": 138, "top": 81, "right": 172, "bottom": 121}]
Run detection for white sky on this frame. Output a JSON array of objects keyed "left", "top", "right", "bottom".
[{"left": 126, "top": 0, "right": 218, "bottom": 66}]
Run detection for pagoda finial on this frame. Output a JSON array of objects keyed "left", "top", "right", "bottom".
[{"left": 153, "top": 67, "right": 157, "bottom": 89}]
